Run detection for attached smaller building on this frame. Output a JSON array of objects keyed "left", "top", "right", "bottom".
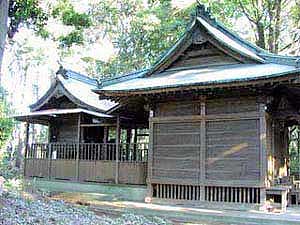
[{"left": 15, "top": 68, "right": 148, "bottom": 185}]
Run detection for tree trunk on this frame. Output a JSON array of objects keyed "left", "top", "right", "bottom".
[
  {"left": 273, "top": 0, "right": 282, "bottom": 54},
  {"left": 256, "top": 22, "right": 266, "bottom": 50},
  {"left": 0, "top": 0, "right": 8, "bottom": 85}
]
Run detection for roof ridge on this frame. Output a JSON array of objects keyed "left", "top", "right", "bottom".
[
  {"left": 55, "top": 65, "right": 99, "bottom": 86},
  {"left": 65, "top": 70, "right": 99, "bottom": 86},
  {"left": 100, "top": 69, "right": 149, "bottom": 87},
  {"left": 195, "top": 4, "right": 268, "bottom": 55}
]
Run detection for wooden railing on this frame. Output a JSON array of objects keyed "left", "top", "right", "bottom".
[
  {"left": 24, "top": 142, "right": 148, "bottom": 184},
  {"left": 25, "top": 142, "right": 148, "bottom": 162}
]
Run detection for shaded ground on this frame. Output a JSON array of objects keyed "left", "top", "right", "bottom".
[
  {"left": 0, "top": 191, "right": 170, "bottom": 225},
  {"left": 29, "top": 179, "right": 300, "bottom": 225}
]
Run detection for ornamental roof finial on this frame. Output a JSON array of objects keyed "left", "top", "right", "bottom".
[
  {"left": 195, "top": 1, "right": 216, "bottom": 22},
  {"left": 56, "top": 61, "right": 68, "bottom": 79}
]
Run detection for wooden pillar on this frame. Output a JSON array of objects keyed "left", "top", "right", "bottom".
[
  {"left": 23, "top": 122, "right": 30, "bottom": 177},
  {"left": 200, "top": 99, "right": 206, "bottom": 201},
  {"left": 76, "top": 113, "right": 81, "bottom": 181},
  {"left": 133, "top": 128, "right": 138, "bottom": 160},
  {"left": 47, "top": 143, "right": 52, "bottom": 179},
  {"left": 147, "top": 108, "right": 154, "bottom": 198},
  {"left": 115, "top": 116, "right": 120, "bottom": 184},
  {"left": 103, "top": 126, "right": 108, "bottom": 160},
  {"left": 126, "top": 129, "right": 131, "bottom": 160},
  {"left": 259, "top": 103, "right": 267, "bottom": 206}
]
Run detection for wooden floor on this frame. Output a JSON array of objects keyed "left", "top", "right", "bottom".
[{"left": 26, "top": 179, "right": 300, "bottom": 225}]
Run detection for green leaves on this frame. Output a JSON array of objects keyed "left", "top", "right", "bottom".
[
  {"left": 0, "top": 86, "right": 14, "bottom": 152},
  {"left": 52, "top": 0, "right": 92, "bottom": 48},
  {"left": 8, "top": 0, "right": 48, "bottom": 39},
  {"left": 58, "top": 30, "right": 84, "bottom": 48},
  {"left": 91, "top": 0, "right": 192, "bottom": 78}
]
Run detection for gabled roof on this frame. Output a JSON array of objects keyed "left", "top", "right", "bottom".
[
  {"left": 99, "top": 64, "right": 300, "bottom": 94},
  {"left": 95, "top": 4, "right": 300, "bottom": 96},
  {"left": 30, "top": 69, "right": 117, "bottom": 112}
]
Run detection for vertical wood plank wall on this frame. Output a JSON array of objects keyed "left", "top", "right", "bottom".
[{"left": 149, "top": 97, "right": 266, "bottom": 206}]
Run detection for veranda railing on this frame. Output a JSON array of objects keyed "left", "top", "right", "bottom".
[{"left": 24, "top": 142, "right": 148, "bottom": 184}]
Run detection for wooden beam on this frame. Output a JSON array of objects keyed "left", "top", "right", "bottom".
[
  {"left": 115, "top": 116, "right": 120, "bottom": 184},
  {"left": 259, "top": 103, "right": 267, "bottom": 206},
  {"left": 149, "top": 111, "right": 260, "bottom": 123},
  {"left": 23, "top": 122, "right": 30, "bottom": 177},
  {"left": 80, "top": 123, "right": 116, "bottom": 127},
  {"left": 148, "top": 108, "right": 154, "bottom": 198},
  {"left": 200, "top": 100, "right": 206, "bottom": 201},
  {"left": 76, "top": 113, "right": 81, "bottom": 181}
]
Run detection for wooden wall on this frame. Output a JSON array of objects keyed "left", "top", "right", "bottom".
[
  {"left": 149, "top": 96, "right": 266, "bottom": 205},
  {"left": 50, "top": 115, "right": 78, "bottom": 142}
]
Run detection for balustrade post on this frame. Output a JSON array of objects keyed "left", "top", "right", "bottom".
[
  {"left": 47, "top": 143, "right": 52, "bottom": 179},
  {"left": 23, "top": 122, "right": 29, "bottom": 177},
  {"left": 115, "top": 116, "right": 120, "bottom": 184},
  {"left": 76, "top": 113, "right": 81, "bottom": 181}
]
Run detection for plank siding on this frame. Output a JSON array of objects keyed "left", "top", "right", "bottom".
[
  {"left": 167, "top": 42, "right": 239, "bottom": 70},
  {"left": 56, "top": 116, "right": 78, "bottom": 142},
  {"left": 151, "top": 98, "right": 262, "bottom": 201},
  {"left": 206, "top": 119, "right": 260, "bottom": 180},
  {"left": 153, "top": 122, "right": 200, "bottom": 182},
  {"left": 206, "top": 98, "right": 259, "bottom": 115}
]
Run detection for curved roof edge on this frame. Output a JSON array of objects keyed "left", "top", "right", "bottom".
[{"left": 30, "top": 72, "right": 117, "bottom": 113}]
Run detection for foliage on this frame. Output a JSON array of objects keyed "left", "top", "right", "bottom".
[
  {"left": 202, "top": 0, "right": 291, "bottom": 53},
  {"left": 0, "top": 190, "right": 170, "bottom": 225},
  {"left": 52, "top": 0, "right": 92, "bottom": 48},
  {"left": 0, "top": 87, "right": 14, "bottom": 150},
  {"left": 58, "top": 30, "right": 84, "bottom": 48},
  {"left": 289, "top": 126, "right": 300, "bottom": 177},
  {"left": 0, "top": 87, "right": 16, "bottom": 180},
  {"left": 287, "top": 1, "right": 300, "bottom": 55},
  {"left": 8, "top": 0, "right": 49, "bottom": 39},
  {"left": 91, "top": 0, "right": 194, "bottom": 78}
]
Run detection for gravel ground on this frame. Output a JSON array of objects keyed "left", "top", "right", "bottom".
[{"left": 0, "top": 191, "right": 170, "bottom": 225}]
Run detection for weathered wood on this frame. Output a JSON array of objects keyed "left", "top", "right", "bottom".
[
  {"left": 259, "top": 103, "right": 267, "bottom": 206},
  {"left": 150, "top": 111, "right": 260, "bottom": 123},
  {"left": 115, "top": 116, "right": 120, "bottom": 184},
  {"left": 200, "top": 100, "right": 206, "bottom": 201},
  {"left": 76, "top": 113, "right": 81, "bottom": 181},
  {"left": 23, "top": 122, "right": 30, "bottom": 177},
  {"left": 47, "top": 143, "right": 52, "bottom": 179}
]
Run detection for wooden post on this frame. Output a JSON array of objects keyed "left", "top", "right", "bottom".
[
  {"left": 103, "top": 126, "right": 108, "bottom": 160},
  {"left": 76, "top": 113, "right": 81, "bottom": 181},
  {"left": 23, "top": 122, "right": 30, "bottom": 177},
  {"left": 259, "top": 103, "right": 267, "bottom": 207},
  {"left": 133, "top": 128, "right": 138, "bottom": 160},
  {"left": 115, "top": 116, "right": 120, "bottom": 184},
  {"left": 147, "top": 109, "right": 154, "bottom": 198},
  {"left": 47, "top": 143, "right": 52, "bottom": 179},
  {"left": 126, "top": 129, "right": 131, "bottom": 160},
  {"left": 200, "top": 99, "right": 206, "bottom": 201}
]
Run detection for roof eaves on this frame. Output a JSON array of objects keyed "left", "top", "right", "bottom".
[
  {"left": 196, "top": 17, "right": 264, "bottom": 63},
  {"left": 195, "top": 4, "right": 268, "bottom": 55},
  {"left": 98, "top": 68, "right": 300, "bottom": 94}
]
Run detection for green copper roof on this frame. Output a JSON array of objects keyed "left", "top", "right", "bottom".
[{"left": 96, "top": 4, "right": 300, "bottom": 95}]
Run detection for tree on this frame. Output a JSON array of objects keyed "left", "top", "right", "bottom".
[
  {"left": 0, "top": 0, "right": 9, "bottom": 80},
  {"left": 0, "top": 0, "right": 48, "bottom": 84},
  {"left": 284, "top": 0, "right": 300, "bottom": 55},
  {"left": 90, "top": 0, "right": 193, "bottom": 78},
  {"left": 203, "top": 0, "right": 291, "bottom": 53},
  {"left": 0, "top": 87, "right": 13, "bottom": 149}
]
